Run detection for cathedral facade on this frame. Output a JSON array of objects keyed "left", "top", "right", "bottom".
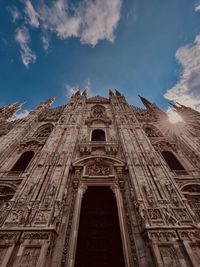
[{"left": 0, "top": 90, "right": 200, "bottom": 267}]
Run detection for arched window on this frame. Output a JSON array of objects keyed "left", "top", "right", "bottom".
[
  {"left": 11, "top": 151, "right": 35, "bottom": 172},
  {"left": 35, "top": 124, "right": 53, "bottom": 138},
  {"left": 91, "top": 105, "right": 105, "bottom": 118},
  {"left": 182, "top": 184, "right": 200, "bottom": 193},
  {"left": 161, "top": 151, "right": 185, "bottom": 171},
  {"left": 91, "top": 129, "right": 106, "bottom": 141}
]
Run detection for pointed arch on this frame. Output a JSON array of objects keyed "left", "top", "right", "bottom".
[
  {"left": 0, "top": 185, "right": 16, "bottom": 209},
  {"left": 181, "top": 184, "right": 200, "bottom": 193},
  {"left": 73, "top": 155, "right": 125, "bottom": 167},
  {"left": 91, "top": 129, "right": 106, "bottom": 141},
  {"left": 161, "top": 151, "right": 185, "bottom": 171},
  {"left": 11, "top": 151, "right": 35, "bottom": 172},
  {"left": 34, "top": 123, "right": 54, "bottom": 138}
]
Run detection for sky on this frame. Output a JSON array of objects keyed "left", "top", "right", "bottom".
[{"left": 1, "top": 0, "right": 200, "bottom": 119}]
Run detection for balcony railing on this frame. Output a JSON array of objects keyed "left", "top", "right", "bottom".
[{"left": 79, "top": 141, "right": 118, "bottom": 155}]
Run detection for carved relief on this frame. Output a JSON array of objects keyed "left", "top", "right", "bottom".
[
  {"left": 34, "top": 210, "right": 50, "bottom": 225},
  {"left": 173, "top": 208, "right": 191, "bottom": 223},
  {"left": 17, "top": 247, "right": 40, "bottom": 267},
  {"left": 38, "top": 105, "right": 64, "bottom": 122},
  {"left": 190, "top": 245, "right": 200, "bottom": 265},
  {"left": 0, "top": 232, "right": 20, "bottom": 244},
  {"left": 163, "top": 207, "right": 179, "bottom": 225},
  {"left": 91, "top": 105, "right": 106, "bottom": 118},
  {"left": 85, "top": 163, "right": 111, "bottom": 176},
  {"left": 159, "top": 245, "right": 181, "bottom": 267},
  {"left": 166, "top": 184, "right": 179, "bottom": 206},
  {"left": 34, "top": 123, "right": 53, "bottom": 138},
  {"left": 18, "top": 140, "right": 43, "bottom": 152},
  {"left": 0, "top": 247, "right": 7, "bottom": 265},
  {"left": 61, "top": 190, "right": 76, "bottom": 267},
  {"left": 148, "top": 209, "right": 163, "bottom": 223},
  {"left": 6, "top": 209, "right": 22, "bottom": 224},
  {"left": 148, "top": 230, "right": 178, "bottom": 242},
  {"left": 143, "top": 185, "right": 154, "bottom": 206},
  {"left": 153, "top": 141, "right": 177, "bottom": 152}
]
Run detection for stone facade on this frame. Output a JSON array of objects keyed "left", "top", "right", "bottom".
[{"left": 0, "top": 90, "right": 200, "bottom": 266}]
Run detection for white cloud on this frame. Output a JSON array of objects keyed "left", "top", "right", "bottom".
[
  {"left": 15, "top": 27, "right": 36, "bottom": 68},
  {"left": 195, "top": 2, "right": 200, "bottom": 12},
  {"left": 166, "top": 107, "right": 183, "bottom": 124},
  {"left": 41, "top": 32, "right": 50, "bottom": 51},
  {"left": 23, "top": 0, "right": 122, "bottom": 46},
  {"left": 24, "top": 0, "right": 39, "bottom": 28},
  {"left": 9, "top": 6, "right": 21, "bottom": 23},
  {"left": 65, "top": 79, "right": 93, "bottom": 97},
  {"left": 78, "top": 0, "right": 122, "bottom": 46},
  {"left": 164, "top": 34, "right": 200, "bottom": 111},
  {"left": 38, "top": 0, "right": 81, "bottom": 39},
  {"left": 10, "top": 110, "right": 29, "bottom": 121}
]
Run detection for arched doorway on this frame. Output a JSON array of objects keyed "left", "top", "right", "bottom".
[{"left": 74, "top": 186, "right": 125, "bottom": 267}]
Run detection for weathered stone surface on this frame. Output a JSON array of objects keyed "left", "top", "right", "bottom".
[{"left": 0, "top": 91, "right": 199, "bottom": 267}]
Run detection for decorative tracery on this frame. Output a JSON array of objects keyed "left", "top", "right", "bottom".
[
  {"left": 34, "top": 124, "right": 53, "bottom": 138},
  {"left": 182, "top": 184, "right": 200, "bottom": 221},
  {"left": 91, "top": 105, "right": 106, "bottom": 118}
]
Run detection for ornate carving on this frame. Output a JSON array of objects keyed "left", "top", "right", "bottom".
[
  {"left": 178, "top": 230, "right": 200, "bottom": 241},
  {"left": 43, "top": 181, "right": 56, "bottom": 208},
  {"left": 0, "top": 201, "right": 13, "bottom": 225},
  {"left": 163, "top": 207, "right": 179, "bottom": 225},
  {"left": 34, "top": 210, "right": 50, "bottom": 225},
  {"left": 18, "top": 247, "right": 40, "bottom": 267},
  {"left": 87, "top": 96, "right": 110, "bottom": 104},
  {"left": 166, "top": 184, "right": 179, "bottom": 206},
  {"left": 52, "top": 200, "right": 63, "bottom": 227},
  {"left": 173, "top": 208, "right": 191, "bottom": 222},
  {"left": 18, "top": 140, "right": 43, "bottom": 152},
  {"left": 38, "top": 106, "right": 64, "bottom": 122},
  {"left": 0, "top": 247, "right": 7, "bottom": 265},
  {"left": 191, "top": 245, "right": 200, "bottom": 264},
  {"left": 91, "top": 105, "right": 106, "bottom": 118},
  {"left": 159, "top": 245, "right": 181, "bottom": 267},
  {"left": 0, "top": 232, "right": 20, "bottom": 243},
  {"left": 148, "top": 209, "right": 163, "bottom": 222},
  {"left": 85, "top": 163, "right": 111, "bottom": 176},
  {"left": 21, "top": 232, "right": 50, "bottom": 241},
  {"left": 34, "top": 123, "right": 53, "bottom": 138},
  {"left": 143, "top": 185, "right": 154, "bottom": 206},
  {"left": 148, "top": 230, "right": 178, "bottom": 242},
  {"left": 61, "top": 190, "right": 76, "bottom": 267},
  {"left": 153, "top": 141, "right": 177, "bottom": 152}
]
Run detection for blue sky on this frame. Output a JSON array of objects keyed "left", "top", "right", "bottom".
[{"left": 1, "top": 0, "right": 200, "bottom": 116}]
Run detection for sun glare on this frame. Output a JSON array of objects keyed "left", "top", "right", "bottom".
[{"left": 167, "top": 108, "right": 183, "bottom": 124}]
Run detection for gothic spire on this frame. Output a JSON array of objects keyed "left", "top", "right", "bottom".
[
  {"left": 109, "top": 89, "right": 114, "bottom": 97},
  {"left": 36, "top": 97, "right": 56, "bottom": 110},
  {"left": 0, "top": 102, "right": 23, "bottom": 120},
  {"left": 115, "top": 90, "right": 121, "bottom": 96},
  {"left": 82, "top": 90, "right": 87, "bottom": 96},
  {"left": 138, "top": 95, "right": 156, "bottom": 109}
]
